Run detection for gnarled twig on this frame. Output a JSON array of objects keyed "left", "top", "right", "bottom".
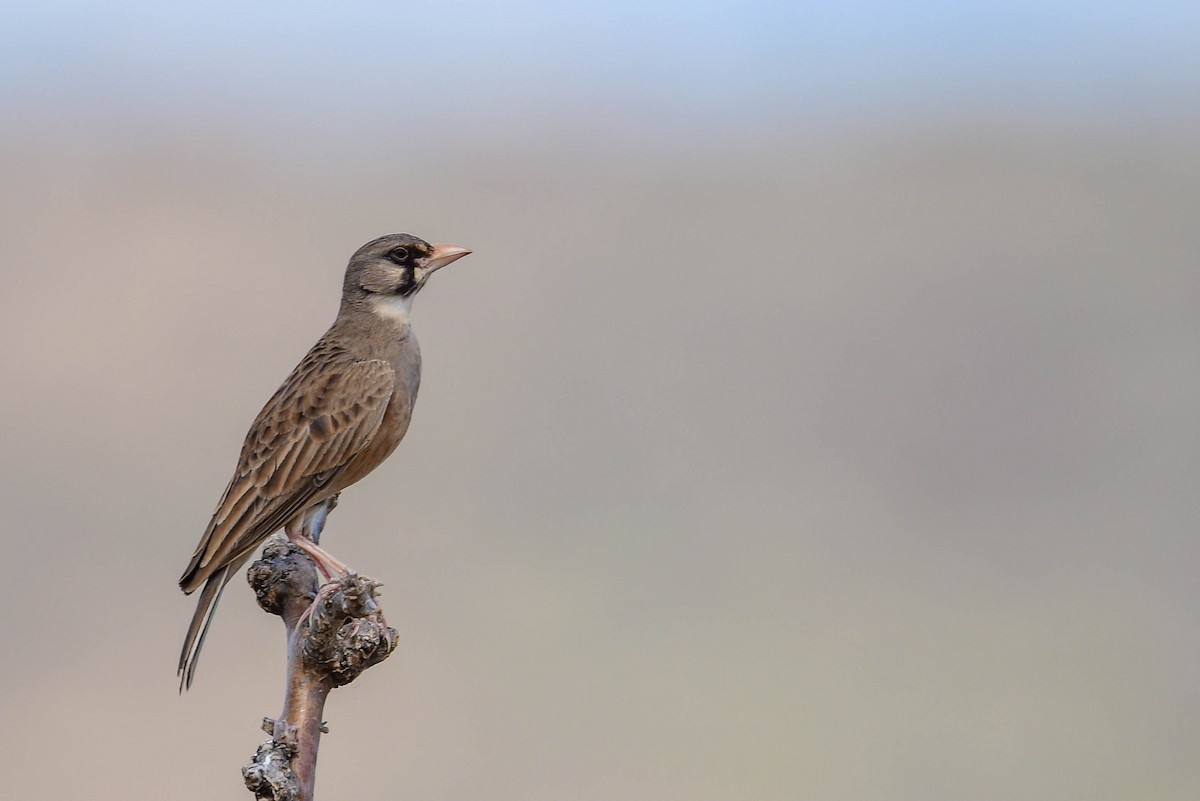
[{"left": 241, "top": 537, "right": 396, "bottom": 801}]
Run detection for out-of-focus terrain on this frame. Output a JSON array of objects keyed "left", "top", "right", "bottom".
[{"left": 1, "top": 3, "right": 1198, "bottom": 799}]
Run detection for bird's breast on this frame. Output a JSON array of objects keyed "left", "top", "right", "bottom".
[{"left": 331, "top": 335, "right": 421, "bottom": 491}]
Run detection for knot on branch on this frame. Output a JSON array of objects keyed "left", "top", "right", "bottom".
[
  {"left": 246, "top": 539, "right": 397, "bottom": 684},
  {"left": 248, "top": 539, "right": 320, "bottom": 622},
  {"left": 303, "top": 574, "right": 396, "bottom": 687},
  {"left": 242, "top": 718, "right": 301, "bottom": 801}
]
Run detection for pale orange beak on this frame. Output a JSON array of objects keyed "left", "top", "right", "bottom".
[{"left": 425, "top": 243, "right": 472, "bottom": 273}]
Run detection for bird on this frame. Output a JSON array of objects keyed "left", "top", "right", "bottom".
[{"left": 178, "top": 233, "right": 471, "bottom": 690}]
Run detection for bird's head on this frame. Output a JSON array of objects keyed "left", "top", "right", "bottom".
[{"left": 343, "top": 233, "right": 471, "bottom": 321}]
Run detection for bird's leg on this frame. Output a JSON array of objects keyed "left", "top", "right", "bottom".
[
  {"left": 284, "top": 525, "right": 354, "bottom": 580},
  {"left": 307, "top": 492, "right": 338, "bottom": 545},
  {"left": 285, "top": 497, "right": 361, "bottom": 630},
  {"left": 290, "top": 546, "right": 349, "bottom": 632},
  {"left": 284, "top": 498, "right": 354, "bottom": 582}
]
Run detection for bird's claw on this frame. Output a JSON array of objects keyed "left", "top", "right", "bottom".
[{"left": 301, "top": 582, "right": 343, "bottom": 631}]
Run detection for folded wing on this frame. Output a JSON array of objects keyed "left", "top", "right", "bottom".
[{"left": 180, "top": 355, "right": 395, "bottom": 592}]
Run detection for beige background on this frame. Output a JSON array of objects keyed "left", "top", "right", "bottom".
[{"left": 1, "top": 6, "right": 1199, "bottom": 800}]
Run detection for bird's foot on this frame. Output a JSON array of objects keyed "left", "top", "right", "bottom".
[{"left": 300, "top": 580, "right": 349, "bottom": 631}]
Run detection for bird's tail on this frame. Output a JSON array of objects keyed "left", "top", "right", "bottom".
[{"left": 177, "top": 559, "right": 246, "bottom": 691}]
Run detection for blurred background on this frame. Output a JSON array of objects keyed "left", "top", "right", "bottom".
[{"left": 1, "top": 2, "right": 1198, "bottom": 799}]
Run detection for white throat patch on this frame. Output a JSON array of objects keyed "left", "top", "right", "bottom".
[{"left": 369, "top": 293, "right": 415, "bottom": 324}]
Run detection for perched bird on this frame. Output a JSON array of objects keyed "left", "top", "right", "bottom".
[{"left": 178, "top": 233, "right": 471, "bottom": 689}]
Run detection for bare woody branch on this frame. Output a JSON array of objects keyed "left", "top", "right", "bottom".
[{"left": 241, "top": 538, "right": 397, "bottom": 801}]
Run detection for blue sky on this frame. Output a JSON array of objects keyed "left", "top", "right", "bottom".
[{"left": 3, "top": 1, "right": 1198, "bottom": 132}]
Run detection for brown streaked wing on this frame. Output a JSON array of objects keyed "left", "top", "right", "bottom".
[{"left": 181, "top": 357, "right": 394, "bottom": 592}]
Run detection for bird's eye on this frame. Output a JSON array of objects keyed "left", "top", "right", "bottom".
[{"left": 388, "top": 247, "right": 410, "bottom": 264}]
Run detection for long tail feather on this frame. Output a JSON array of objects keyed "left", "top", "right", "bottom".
[{"left": 178, "top": 558, "right": 247, "bottom": 691}]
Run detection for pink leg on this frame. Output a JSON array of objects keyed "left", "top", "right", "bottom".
[{"left": 284, "top": 518, "right": 354, "bottom": 580}]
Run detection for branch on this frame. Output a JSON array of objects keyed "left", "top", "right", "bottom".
[{"left": 241, "top": 537, "right": 397, "bottom": 801}]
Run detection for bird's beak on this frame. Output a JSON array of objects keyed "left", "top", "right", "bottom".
[{"left": 425, "top": 243, "right": 472, "bottom": 274}]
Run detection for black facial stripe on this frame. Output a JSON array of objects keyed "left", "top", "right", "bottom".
[{"left": 395, "top": 267, "right": 416, "bottom": 295}]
